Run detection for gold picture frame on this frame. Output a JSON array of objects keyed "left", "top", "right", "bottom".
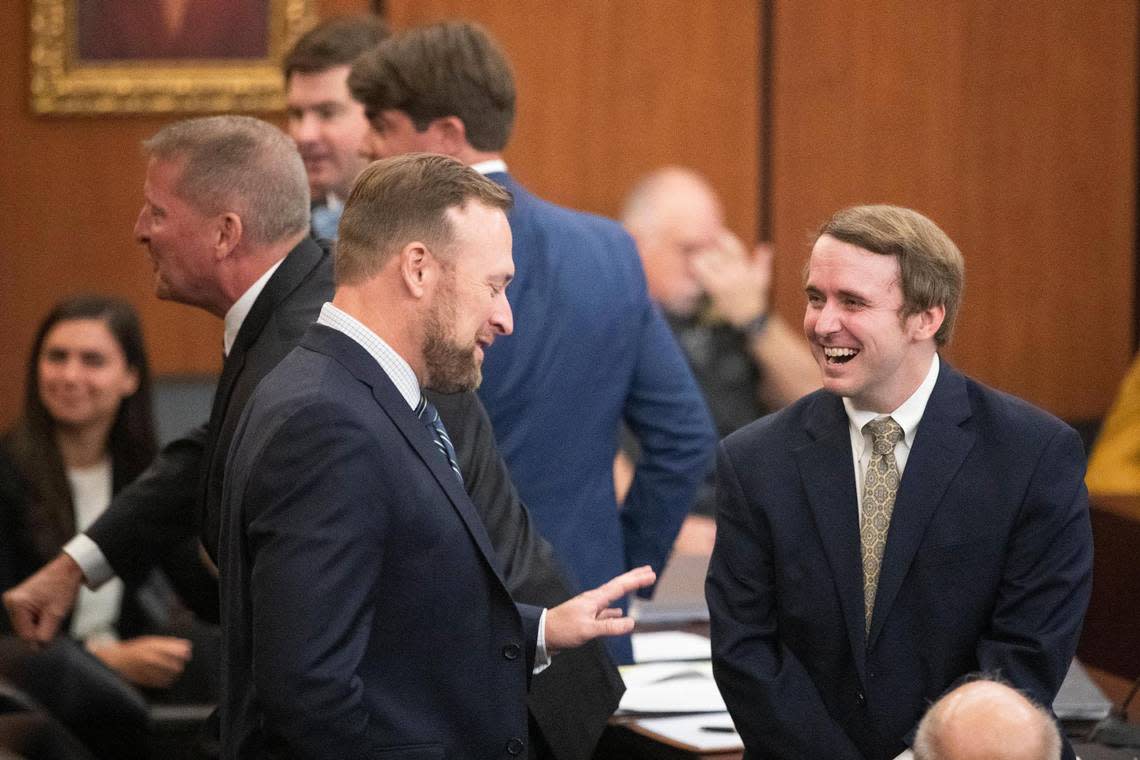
[{"left": 30, "top": 0, "right": 317, "bottom": 115}]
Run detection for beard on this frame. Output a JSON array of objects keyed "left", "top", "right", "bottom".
[{"left": 422, "top": 287, "right": 483, "bottom": 394}]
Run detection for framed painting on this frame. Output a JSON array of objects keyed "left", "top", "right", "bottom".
[{"left": 29, "top": 0, "right": 317, "bottom": 114}]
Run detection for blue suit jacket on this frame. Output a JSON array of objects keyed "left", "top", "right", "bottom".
[
  {"left": 220, "top": 325, "right": 540, "bottom": 760},
  {"left": 707, "top": 360, "right": 1092, "bottom": 760},
  {"left": 479, "top": 174, "right": 716, "bottom": 649}
]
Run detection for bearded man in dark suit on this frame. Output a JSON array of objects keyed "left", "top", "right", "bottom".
[{"left": 4, "top": 116, "right": 622, "bottom": 757}]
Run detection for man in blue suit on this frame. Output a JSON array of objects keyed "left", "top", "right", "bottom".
[
  {"left": 219, "top": 154, "right": 654, "bottom": 759},
  {"left": 706, "top": 205, "right": 1092, "bottom": 760},
  {"left": 347, "top": 23, "right": 716, "bottom": 663}
]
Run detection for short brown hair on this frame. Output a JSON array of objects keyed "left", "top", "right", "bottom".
[
  {"left": 336, "top": 153, "right": 513, "bottom": 284},
  {"left": 348, "top": 21, "right": 516, "bottom": 152},
  {"left": 142, "top": 116, "right": 310, "bottom": 246},
  {"left": 283, "top": 15, "right": 388, "bottom": 80},
  {"left": 819, "top": 205, "right": 965, "bottom": 345}
]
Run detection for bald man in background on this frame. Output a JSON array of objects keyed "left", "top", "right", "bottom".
[
  {"left": 913, "top": 679, "right": 1061, "bottom": 760},
  {"left": 622, "top": 168, "right": 817, "bottom": 546},
  {"left": 623, "top": 167, "right": 818, "bottom": 416}
]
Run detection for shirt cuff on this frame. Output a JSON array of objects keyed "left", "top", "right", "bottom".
[
  {"left": 62, "top": 534, "right": 114, "bottom": 589},
  {"left": 533, "top": 608, "right": 551, "bottom": 675}
]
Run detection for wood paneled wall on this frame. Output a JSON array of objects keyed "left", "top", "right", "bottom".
[
  {"left": 0, "top": 0, "right": 1135, "bottom": 428},
  {"left": 379, "top": 0, "right": 762, "bottom": 243},
  {"left": 0, "top": 0, "right": 760, "bottom": 428},
  {"left": 1, "top": 3, "right": 226, "bottom": 428},
  {"left": 767, "top": 0, "right": 1137, "bottom": 420}
]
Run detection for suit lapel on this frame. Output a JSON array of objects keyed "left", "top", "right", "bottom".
[
  {"left": 794, "top": 394, "right": 869, "bottom": 676},
  {"left": 200, "top": 239, "right": 327, "bottom": 509},
  {"left": 867, "top": 362, "right": 976, "bottom": 649},
  {"left": 301, "top": 326, "right": 505, "bottom": 586},
  {"left": 207, "top": 238, "right": 326, "bottom": 440}
]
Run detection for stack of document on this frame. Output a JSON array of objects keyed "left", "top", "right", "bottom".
[
  {"left": 619, "top": 660, "right": 725, "bottom": 713},
  {"left": 618, "top": 631, "right": 743, "bottom": 750}
]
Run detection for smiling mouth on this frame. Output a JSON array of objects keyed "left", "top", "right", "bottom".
[{"left": 823, "top": 346, "right": 859, "bottom": 364}]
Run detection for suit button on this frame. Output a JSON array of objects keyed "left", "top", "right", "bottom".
[
  {"left": 502, "top": 643, "right": 521, "bottom": 660},
  {"left": 856, "top": 691, "right": 866, "bottom": 706},
  {"left": 506, "top": 737, "right": 525, "bottom": 755}
]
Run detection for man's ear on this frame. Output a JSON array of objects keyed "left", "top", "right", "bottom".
[
  {"left": 427, "top": 116, "right": 470, "bottom": 157},
  {"left": 910, "top": 303, "right": 946, "bottom": 342},
  {"left": 399, "top": 241, "right": 437, "bottom": 299},
  {"left": 213, "top": 212, "right": 243, "bottom": 261}
]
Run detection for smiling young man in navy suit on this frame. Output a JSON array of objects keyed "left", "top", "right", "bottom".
[
  {"left": 219, "top": 154, "right": 653, "bottom": 760},
  {"left": 706, "top": 205, "right": 1092, "bottom": 760}
]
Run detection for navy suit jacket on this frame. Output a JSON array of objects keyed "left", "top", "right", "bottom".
[
  {"left": 87, "top": 236, "right": 332, "bottom": 576},
  {"left": 220, "top": 325, "right": 540, "bottom": 760},
  {"left": 707, "top": 360, "right": 1092, "bottom": 760},
  {"left": 81, "top": 236, "right": 620, "bottom": 759},
  {"left": 479, "top": 174, "right": 716, "bottom": 653}
]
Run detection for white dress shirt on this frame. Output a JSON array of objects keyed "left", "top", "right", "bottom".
[
  {"left": 66, "top": 458, "right": 123, "bottom": 642},
  {"left": 469, "top": 158, "right": 507, "bottom": 176}
]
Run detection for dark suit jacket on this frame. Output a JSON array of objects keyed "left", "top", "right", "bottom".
[
  {"left": 479, "top": 174, "right": 715, "bottom": 660},
  {"left": 220, "top": 325, "right": 538, "bottom": 760},
  {"left": 706, "top": 360, "right": 1092, "bottom": 760},
  {"left": 86, "top": 237, "right": 332, "bottom": 581},
  {"left": 80, "top": 236, "right": 621, "bottom": 759}
]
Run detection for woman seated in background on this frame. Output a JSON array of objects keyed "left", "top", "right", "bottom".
[{"left": 0, "top": 295, "right": 217, "bottom": 758}]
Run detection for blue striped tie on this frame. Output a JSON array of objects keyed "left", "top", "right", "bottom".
[{"left": 415, "top": 396, "right": 464, "bottom": 485}]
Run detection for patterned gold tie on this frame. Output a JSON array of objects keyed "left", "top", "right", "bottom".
[{"left": 860, "top": 416, "right": 904, "bottom": 636}]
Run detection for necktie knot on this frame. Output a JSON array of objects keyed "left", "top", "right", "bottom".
[
  {"left": 865, "top": 417, "right": 903, "bottom": 456},
  {"left": 415, "top": 396, "right": 464, "bottom": 485},
  {"left": 415, "top": 396, "right": 439, "bottom": 425}
]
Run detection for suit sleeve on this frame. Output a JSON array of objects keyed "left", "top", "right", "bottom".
[
  {"left": 85, "top": 424, "right": 207, "bottom": 584},
  {"left": 975, "top": 424, "right": 1093, "bottom": 709},
  {"left": 241, "top": 404, "right": 386, "bottom": 760},
  {"left": 707, "top": 441, "right": 865, "bottom": 760},
  {"left": 433, "top": 390, "right": 625, "bottom": 760},
  {"left": 621, "top": 303, "right": 716, "bottom": 589}
]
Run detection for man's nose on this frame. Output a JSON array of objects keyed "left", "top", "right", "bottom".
[
  {"left": 292, "top": 112, "right": 321, "bottom": 143},
  {"left": 813, "top": 301, "right": 841, "bottom": 335},
  {"left": 492, "top": 295, "right": 513, "bottom": 336},
  {"left": 133, "top": 207, "right": 148, "bottom": 242}
]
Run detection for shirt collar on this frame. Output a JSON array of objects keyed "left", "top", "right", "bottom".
[
  {"left": 321, "top": 192, "right": 344, "bottom": 212},
  {"left": 844, "top": 353, "right": 940, "bottom": 455},
  {"left": 316, "top": 302, "right": 421, "bottom": 410},
  {"left": 223, "top": 258, "right": 285, "bottom": 357},
  {"left": 470, "top": 158, "right": 508, "bottom": 176}
]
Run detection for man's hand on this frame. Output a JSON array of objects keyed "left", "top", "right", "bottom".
[
  {"left": 544, "top": 565, "right": 655, "bottom": 653},
  {"left": 2, "top": 553, "right": 85, "bottom": 645},
  {"left": 89, "top": 635, "right": 192, "bottom": 689},
  {"left": 690, "top": 234, "right": 773, "bottom": 328}
]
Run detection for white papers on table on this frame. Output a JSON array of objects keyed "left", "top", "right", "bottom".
[
  {"left": 631, "top": 630, "right": 712, "bottom": 663},
  {"left": 618, "top": 660, "right": 727, "bottom": 713},
  {"left": 631, "top": 712, "right": 742, "bottom": 752}
]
